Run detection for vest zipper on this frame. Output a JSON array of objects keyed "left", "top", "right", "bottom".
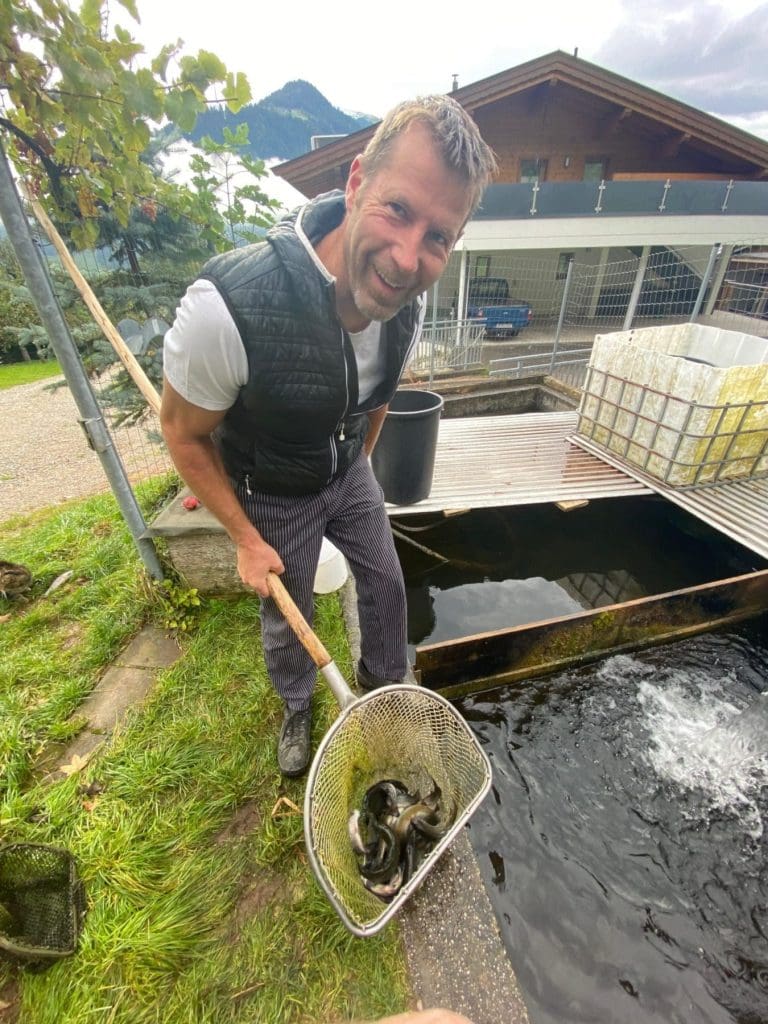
[
  {"left": 331, "top": 326, "right": 350, "bottom": 478},
  {"left": 245, "top": 474, "right": 253, "bottom": 496}
]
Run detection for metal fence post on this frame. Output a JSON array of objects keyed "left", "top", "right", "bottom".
[
  {"left": 623, "top": 245, "right": 650, "bottom": 331},
  {"left": 428, "top": 281, "right": 439, "bottom": 387},
  {"left": 690, "top": 242, "right": 721, "bottom": 322},
  {"left": 550, "top": 256, "right": 575, "bottom": 374},
  {"left": 704, "top": 244, "right": 733, "bottom": 316},
  {"left": 430, "top": 280, "right": 439, "bottom": 333},
  {"left": 0, "top": 140, "right": 164, "bottom": 580},
  {"left": 456, "top": 250, "right": 469, "bottom": 332}
]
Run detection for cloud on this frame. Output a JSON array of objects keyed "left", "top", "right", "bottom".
[
  {"left": 719, "top": 111, "right": 768, "bottom": 142},
  {"left": 132, "top": 0, "right": 626, "bottom": 122},
  {"left": 596, "top": 1, "right": 768, "bottom": 118}
]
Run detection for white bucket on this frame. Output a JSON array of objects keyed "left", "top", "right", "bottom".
[{"left": 313, "top": 538, "right": 348, "bottom": 594}]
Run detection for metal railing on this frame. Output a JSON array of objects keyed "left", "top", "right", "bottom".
[
  {"left": 488, "top": 348, "right": 592, "bottom": 390},
  {"left": 474, "top": 179, "right": 768, "bottom": 220},
  {"left": 410, "top": 318, "right": 485, "bottom": 382}
]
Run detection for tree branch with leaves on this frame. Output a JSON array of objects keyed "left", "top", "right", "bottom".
[{"left": 0, "top": 0, "right": 255, "bottom": 248}]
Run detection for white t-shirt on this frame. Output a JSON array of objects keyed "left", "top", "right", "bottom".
[
  {"left": 163, "top": 279, "right": 246, "bottom": 411},
  {"left": 163, "top": 280, "right": 422, "bottom": 412}
]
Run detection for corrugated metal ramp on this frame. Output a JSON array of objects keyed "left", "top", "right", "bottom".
[
  {"left": 386, "top": 410, "right": 768, "bottom": 564},
  {"left": 572, "top": 434, "right": 768, "bottom": 562},
  {"left": 385, "top": 411, "right": 651, "bottom": 516}
]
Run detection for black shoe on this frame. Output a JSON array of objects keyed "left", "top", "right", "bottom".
[
  {"left": 356, "top": 659, "right": 402, "bottom": 692},
  {"left": 277, "top": 706, "right": 312, "bottom": 777}
]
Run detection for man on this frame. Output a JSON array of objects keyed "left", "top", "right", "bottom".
[{"left": 161, "top": 95, "right": 496, "bottom": 777}]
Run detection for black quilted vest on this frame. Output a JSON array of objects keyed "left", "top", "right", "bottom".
[{"left": 200, "top": 191, "right": 421, "bottom": 496}]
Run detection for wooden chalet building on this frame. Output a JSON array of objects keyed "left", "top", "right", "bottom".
[{"left": 274, "top": 51, "right": 768, "bottom": 330}]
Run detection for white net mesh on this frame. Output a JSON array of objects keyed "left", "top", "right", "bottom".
[{"left": 305, "top": 685, "right": 491, "bottom": 935}]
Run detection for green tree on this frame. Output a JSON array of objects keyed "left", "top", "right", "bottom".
[
  {"left": 0, "top": 238, "right": 40, "bottom": 359},
  {"left": 0, "top": 1, "right": 280, "bottom": 424},
  {"left": 190, "top": 123, "right": 281, "bottom": 247},
  {"left": 92, "top": 124, "right": 216, "bottom": 274},
  {"left": 0, "top": 0, "right": 253, "bottom": 248},
  {"left": 0, "top": 238, "right": 95, "bottom": 362}
]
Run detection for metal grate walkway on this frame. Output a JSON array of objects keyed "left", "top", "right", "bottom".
[
  {"left": 386, "top": 410, "right": 768, "bottom": 565},
  {"left": 385, "top": 411, "right": 651, "bottom": 516},
  {"left": 572, "top": 434, "right": 768, "bottom": 562}
]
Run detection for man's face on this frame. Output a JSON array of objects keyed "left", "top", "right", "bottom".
[{"left": 341, "top": 123, "right": 472, "bottom": 323}]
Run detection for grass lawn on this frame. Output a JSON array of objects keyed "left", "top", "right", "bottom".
[
  {"left": 0, "top": 361, "right": 62, "bottom": 391},
  {"left": 0, "top": 481, "right": 409, "bottom": 1023}
]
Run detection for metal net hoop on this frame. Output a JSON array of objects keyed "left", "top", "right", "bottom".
[{"left": 304, "top": 685, "right": 491, "bottom": 935}]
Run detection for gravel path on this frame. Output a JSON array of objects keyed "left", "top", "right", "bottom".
[{"left": 0, "top": 376, "right": 172, "bottom": 524}]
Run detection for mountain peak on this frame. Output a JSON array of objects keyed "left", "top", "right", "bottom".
[
  {"left": 262, "top": 80, "right": 333, "bottom": 112},
  {"left": 185, "top": 82, "right": 377, "bottom": 162}
]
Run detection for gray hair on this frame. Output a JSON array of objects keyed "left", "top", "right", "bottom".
[{"left": 360, "top": 95, "right": 497, "bottom": 215}]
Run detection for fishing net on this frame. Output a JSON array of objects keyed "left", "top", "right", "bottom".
[
  {"left": 304, "top": 684, "right": 491, "bottom": 936},
  {"left": 0, "top": 844, "right": 85, "bottom": 964}
]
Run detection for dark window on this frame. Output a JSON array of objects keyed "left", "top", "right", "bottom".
[
  {"left": 583, "top": 158, "right": 606, "bottom": 181},
  {"left": 468, "top": 277, "right": 510, "bottom": 303},
  {"left": 474, "top": 255, "right": 491, "bottom": 278},
  {"left": 520, "top": 158, "right": 548, "bottom": 183},
  {"left": 556, "top": 252, "right": 575, "bottom": 280}
]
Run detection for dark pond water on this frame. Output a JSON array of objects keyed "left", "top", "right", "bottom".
[
  {"left": 395, "top": 500, "right": 768, "bottom": 1023},
  {"left": 456, "top": 618, "right": 768, "bottom": 1024},
  {"left": 398, "top": 497, "right": 764, "bottom": 657}
]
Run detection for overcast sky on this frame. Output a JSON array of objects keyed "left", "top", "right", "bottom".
[{"left": 130, "top": 0, "right": 768, "bottom": 142}]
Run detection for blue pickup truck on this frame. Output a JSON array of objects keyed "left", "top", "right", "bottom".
[{"left": 466, "top": 277, "right": 533, "bottom": 338}]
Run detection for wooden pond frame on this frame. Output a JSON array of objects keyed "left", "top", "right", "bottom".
[{"left": 413, "top": 568, "right": 768, "bottom": 698}]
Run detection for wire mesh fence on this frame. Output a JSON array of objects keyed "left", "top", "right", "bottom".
[
  {"left": 7, "top": 214, "right": 768, "bottom": 516},
  {"left": 423, "top": 241, "right": 768, "bottom": 390},
  {"left": 20, "top": 212, "right": 215, "bottom": 489},
  {"left": 716, "top": 246, "right": 768, "bottom": 320}
]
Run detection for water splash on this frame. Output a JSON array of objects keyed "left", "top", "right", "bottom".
[
  {"left": 635, "top": 668, "right": 768, "bottom": 839},
  {"left": 463, "top": 632, "right": 768, "bottom": 1024}
]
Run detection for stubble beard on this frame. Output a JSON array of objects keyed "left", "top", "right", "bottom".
[
  {"left": 351, "top": 284, "right": 398, "bottom": 323},
  {"left": 351, "top": 258, "right": 419, "bottom": 323}
]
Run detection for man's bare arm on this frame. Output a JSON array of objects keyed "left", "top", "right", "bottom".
[
  {"left": 364, "top": 404, "right": 389, "bottom": 455},
  {"left": 160, "top": 376, "right": 284, "bottom": 596},
  {"left": 358, "top": 1010, "right": 474, "bottom": 1024}
]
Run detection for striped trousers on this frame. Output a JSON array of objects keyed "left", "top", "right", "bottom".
[{"left": 236, "top": 451, "right": 407, "bottom": 710}]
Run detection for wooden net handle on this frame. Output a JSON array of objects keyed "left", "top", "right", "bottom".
[{"left": 266, "top": 572, "right": 332, "bottom": 670}]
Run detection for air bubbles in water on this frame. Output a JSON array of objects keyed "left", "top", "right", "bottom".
[{"left": 636, "top": 669, "right": 768, "bottom": 840}]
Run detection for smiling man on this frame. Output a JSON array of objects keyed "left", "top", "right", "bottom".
[{"left": 160, "top": 96, "right": 496, "bottom": 777}]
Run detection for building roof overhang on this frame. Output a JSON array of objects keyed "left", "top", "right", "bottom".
[{"left": 273, "top": 51, "right": 768, "bottom": 197}]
